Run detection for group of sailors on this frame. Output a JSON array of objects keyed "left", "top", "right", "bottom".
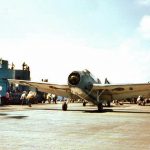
[
  {"left": 20, "top": 91, "right": 58, "bottom": 107},
  {"left": 0, "top": 90, "right": 59, "bottom": 107},
  {"left": 136, "top": 95, "right": 150, "bottom": 106},
  {"left": 1, "top": 89, "right": 150, "bottom": 107},
  {"left": 10, "top": 62, "right": 30, "bottom": 71},
  {"left": 113, "top": 95, "right": 150, "bottom": 106}
]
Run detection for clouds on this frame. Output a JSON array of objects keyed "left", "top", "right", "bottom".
[
  {"left": 136, "top": 0, "right": 150, "bottom": 38},
  {"left": 138, "top": 15, "right": 150, "bottom": 39},
  {"left": 110, "top": 12, "right": 150, "bottom": 83},
  {"left": 137, "top": 0, "right": 150, "bottom": 6}
]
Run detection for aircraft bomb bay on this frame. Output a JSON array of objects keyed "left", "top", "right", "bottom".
[{"left": 0, "top": 103, "right": 150, "bottom": 150}]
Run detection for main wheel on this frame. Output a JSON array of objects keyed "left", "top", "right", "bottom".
[
  {"left": 107, "top": 101, "right": 111, "bottom": 107},
  {"left": 62, "top": 102, "right": 67, "bottom": 111},
  {"left": 98, "top": 103, "right": 103, "bottom": 111}
]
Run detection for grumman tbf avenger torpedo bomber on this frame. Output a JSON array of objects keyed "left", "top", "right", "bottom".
[{"left": 8, "top": 69, "right": 150, "bottom": 111}]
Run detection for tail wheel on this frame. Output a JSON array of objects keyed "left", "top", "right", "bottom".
[
  {"left": 62, "top": 102, "right": 67, "bottom": 111},
  {"left": 83, "top": 101, "right": 86, "bottom": 106}
]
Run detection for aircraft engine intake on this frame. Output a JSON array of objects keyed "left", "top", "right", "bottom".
[{"left": 68, "top": 72, "right": 80, "bottom": 86}]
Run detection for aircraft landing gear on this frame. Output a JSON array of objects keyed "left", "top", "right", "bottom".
[
  {"left": 107, "top": 101, "right": 111, "bottom": 107},
  {"left": 62, "top": 101, "right": 67, "bottom": 111},
  {"left": 83, "top": 101, "right": 86, "bottom": 106},
  {"left": 98, "top": 103, "right": 103, "bottom": 112}
]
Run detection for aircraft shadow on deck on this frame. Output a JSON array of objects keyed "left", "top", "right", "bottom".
[
  {"left": 0, "top": 112, "right": 28, "bottom": 119},
  {"left": 34, "top": 107, "right": 150, "bottom": 114},
  {"left": 0, "top": 113, "right": 8, "bottom": 116},
  {"left": 83, "top": 109, "right": 150, "bottom": 114},
  {"left": 111, "top": 109, "right": 150, "bottom": 114},
  {"left": 0, "top": 114, "right": 28, "bottom": 119},
  {"left": 5, "top": 115, "right": 28, "bottom": 119}
]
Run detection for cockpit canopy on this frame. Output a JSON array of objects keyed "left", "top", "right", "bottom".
[{"left": 83, "top": 69, "right": 101, "bottom": 83}]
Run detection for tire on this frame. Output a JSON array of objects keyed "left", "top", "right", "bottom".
[
  {"left": 83, "top": 101, "right": 86, "bottom": 106},
  {"left": 98, "top": 103, "right": 103, "bottom": 111},
  {"left": 107, "top": 101, "right": 111, "bottom": 107},
  {"left": 62, "top": 102, "right": 67, "bottom": 111}
]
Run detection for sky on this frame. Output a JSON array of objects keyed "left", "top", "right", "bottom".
[{"left": 0, "top": 0, "right": 150, "bottom": 83}]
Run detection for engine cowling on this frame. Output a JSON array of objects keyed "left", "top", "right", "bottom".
[{"left": 68, "top": 72, "right": 80, "bottom": 86}]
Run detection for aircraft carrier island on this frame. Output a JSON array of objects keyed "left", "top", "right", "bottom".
[{"left": 0, "top": 59, "right": 31, "bottom": 104}]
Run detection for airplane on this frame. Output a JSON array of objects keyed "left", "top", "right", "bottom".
[{"left": 8, "top": 69, "right": 150, "bottom": 111}]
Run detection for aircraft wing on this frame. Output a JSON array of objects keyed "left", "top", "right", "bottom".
[
  {"left": 8, "top": 79, "right": 71, "bottom": 97},
  {"left": 92, "top": 83, "right": 150, "bottom": 94}
]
